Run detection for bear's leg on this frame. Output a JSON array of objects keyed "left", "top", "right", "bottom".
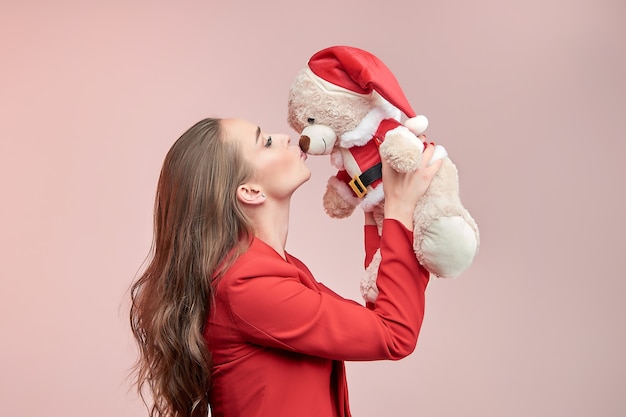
[
  {"left": 323, "top": 176, "right": 359, "bottom": 218},
  {"left": 416, "top": 216, "right": 479, "bottom": 278}
]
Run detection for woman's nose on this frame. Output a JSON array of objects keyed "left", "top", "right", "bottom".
[{"left": 276, "top": 134, "right": 291, "bottom": 146}]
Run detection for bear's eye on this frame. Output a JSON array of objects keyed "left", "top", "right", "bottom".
[{"left": 307, "top": 117, "right": 315, "bottom": 124}]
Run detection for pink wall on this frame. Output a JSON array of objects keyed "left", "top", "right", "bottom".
[{"left": 1, "top": 1, "right": 624, "bottom": 416}]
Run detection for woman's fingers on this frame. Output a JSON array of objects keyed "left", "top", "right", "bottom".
[{"left": 382, "top": 141, "right": 442, "bottom": 228}]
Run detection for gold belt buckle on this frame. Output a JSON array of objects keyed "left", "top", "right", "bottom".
[{"left": 348, "top": 175, "right": 367, "bottom": 198}]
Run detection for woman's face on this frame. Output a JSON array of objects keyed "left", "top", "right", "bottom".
[{"left": 222, "top": 118, "right": 310, "bottom": 199}]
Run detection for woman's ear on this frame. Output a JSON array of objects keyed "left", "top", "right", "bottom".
[{"left": 237, "top": 184, "right": 266, "bottom": 205}]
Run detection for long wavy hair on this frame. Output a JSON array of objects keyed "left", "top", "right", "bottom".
[{"left": 130, "top": 118, "right": 255, "bottom": 417}]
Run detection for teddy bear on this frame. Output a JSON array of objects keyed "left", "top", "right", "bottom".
[{"left": 287, "top": 45, "right": 480, "bottom": 302}]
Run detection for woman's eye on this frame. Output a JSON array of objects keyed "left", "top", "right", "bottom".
[
  {"left": 264, "top": 136, "right": 272, "bottom": 147},
  {"left": 307, "top": 118, "right": 315, "bottom": 124}
]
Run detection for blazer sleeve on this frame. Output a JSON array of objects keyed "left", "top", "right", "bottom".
[
  {"left": 221, "top": 219, "right": 428, "bottom": 361},
  {"left": 364, "top": 224, "right": 381, "bottom": 268}
]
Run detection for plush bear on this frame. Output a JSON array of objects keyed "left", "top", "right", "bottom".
[{"left": 287, "top": 46, "right": 479, "bottom": 302}]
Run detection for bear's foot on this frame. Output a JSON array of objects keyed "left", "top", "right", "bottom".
[{"left": 417, "top": 216, "right": 479, "bottom": 278}]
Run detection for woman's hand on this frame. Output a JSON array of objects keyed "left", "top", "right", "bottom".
[{"left": 382, "top": 140, "right": 443, "bottom": 230}]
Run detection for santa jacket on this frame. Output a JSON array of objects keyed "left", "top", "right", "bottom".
[
  {"left": 337, "top": 118, "right": 403, "bottom": 197},
  {"left": 205, "top": 219, "right": 429, "bottom": 417}
]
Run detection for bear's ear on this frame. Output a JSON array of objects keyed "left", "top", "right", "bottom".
[{"left": 286, "top": 68, "right": 315, "bottom": 133}]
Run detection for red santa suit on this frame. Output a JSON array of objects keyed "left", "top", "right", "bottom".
[{"left": 335, "top": 118, "right": 403, "bottom": 202}]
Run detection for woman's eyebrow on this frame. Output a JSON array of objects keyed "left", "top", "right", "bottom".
[{"left": 255, "top": 126, "right": 261, "bottom": 144}]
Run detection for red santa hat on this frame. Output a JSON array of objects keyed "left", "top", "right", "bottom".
[{"left": 307, "top": 45, "right": 417, "bottom": 119}]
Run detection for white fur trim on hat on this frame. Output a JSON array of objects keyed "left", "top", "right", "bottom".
[{"left": 340, "top": 96, "right": 401, "bottom": 148}]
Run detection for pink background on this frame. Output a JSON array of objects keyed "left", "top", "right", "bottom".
[{"left": 1, "top": 1, "right": 625, "bottom": 416}]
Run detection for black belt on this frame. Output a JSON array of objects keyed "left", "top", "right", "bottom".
[{"left": 348, "top": 162, "right": 382, "bottom": 198}]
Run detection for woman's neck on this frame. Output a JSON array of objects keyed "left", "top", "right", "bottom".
[{"left": 249, "top": 198, "right": 291, "bottom": 259}]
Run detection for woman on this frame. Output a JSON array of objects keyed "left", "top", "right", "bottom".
[{"left": 130, "top": 117, "right": 442, "bottom": 417}]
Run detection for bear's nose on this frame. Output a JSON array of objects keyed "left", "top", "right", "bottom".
[{"left": 299, "top": 135, "right": 310, "bottom": 153}]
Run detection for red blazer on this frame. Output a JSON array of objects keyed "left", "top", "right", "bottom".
[{"left": 205, "top": 219, "right": 429, "bottom": 417}]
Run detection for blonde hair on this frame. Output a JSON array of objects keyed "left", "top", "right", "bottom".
[{"left": 130, "top": 118, "right": 254, "bottom": 416}]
